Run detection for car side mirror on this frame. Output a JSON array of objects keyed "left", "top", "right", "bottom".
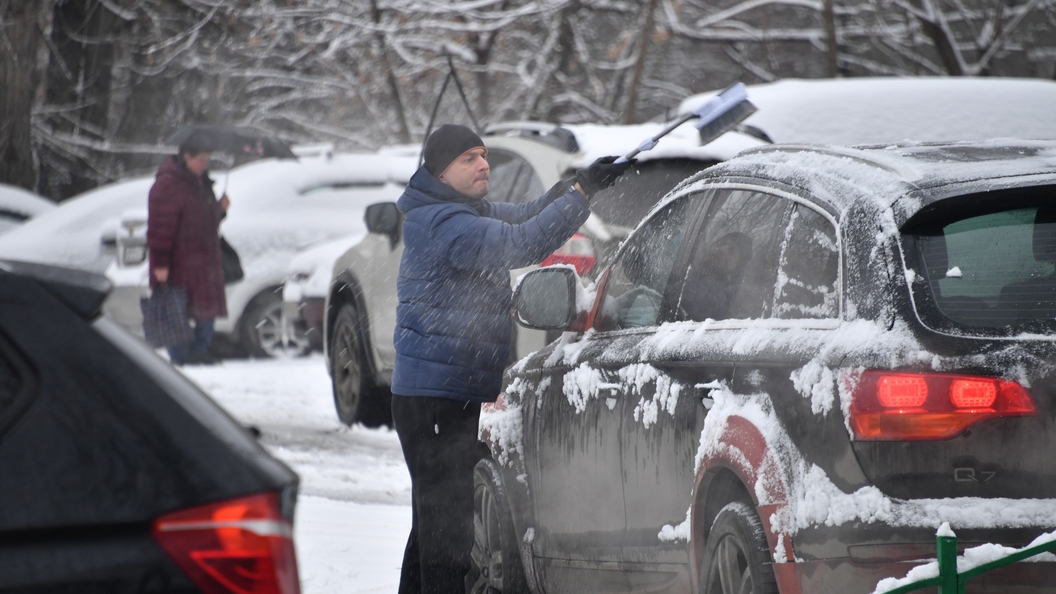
[
  {"left": 100, "top": 228, "right": 117, "bottom": 257},
  {"left": 365, "top": 202, "right": 401, "bottom": 248},
  {"left": 513, "top": 267, "right": 578, "bottom": 330}
]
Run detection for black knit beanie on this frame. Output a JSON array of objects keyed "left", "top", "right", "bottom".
[{"left": 423, "top": 124, "right": 485, "bottom": 176}]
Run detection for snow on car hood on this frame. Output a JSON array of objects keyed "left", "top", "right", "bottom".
[
  {"left": 0, "top": 176, "right": 154, "bottom": 272},
  {"left": 282, "top": 232, "right": 369, "bottom": 302}
]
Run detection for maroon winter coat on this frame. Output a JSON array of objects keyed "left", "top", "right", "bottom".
[{"left": 147, "top": 156, "right": 228, "bottom": 320}]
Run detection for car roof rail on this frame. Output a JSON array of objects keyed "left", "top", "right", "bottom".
[{"left": 483, "top": 122, "right": 579, "bottom": 153}]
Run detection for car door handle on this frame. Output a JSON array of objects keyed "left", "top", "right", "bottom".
[
  {"left": 695, "top": 380, "right": 725, "bottom": 410},
  {"left": 594, "top": 382, "right": 621, "bottom": 411}
]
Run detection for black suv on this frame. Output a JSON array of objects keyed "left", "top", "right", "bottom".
[
  {"left": 0, "top": 261, "right": 300, "bottom": 593},
  {"left": 474, "top": 141, "right": 1056, "bottom": 593}
]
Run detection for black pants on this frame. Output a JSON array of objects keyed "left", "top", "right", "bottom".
[{"left": 392, "top": 394, "right": 482, "bottom": 594}]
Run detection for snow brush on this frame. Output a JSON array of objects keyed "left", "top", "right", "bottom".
[{"left": 614, "top": 82, "right": 757, "bottom": 164}]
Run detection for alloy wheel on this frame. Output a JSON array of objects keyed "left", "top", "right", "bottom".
[
  {"left": 253, "top": 299, "right": 311, "bottom": 358},
  {"left": 331, "top": 307, "right": 362, "bottom": 424}
]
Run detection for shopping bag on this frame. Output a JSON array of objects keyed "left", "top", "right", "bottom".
[
  {"left": 140, "top": 284, "right": 195, "bottom": 348},
  {"left": 220, "top": 235, "right": 244, "bottom": 284}
]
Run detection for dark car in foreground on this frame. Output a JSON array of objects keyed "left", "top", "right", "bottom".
[
  {"left": 0, "top": 260, "right": 300, "bottom": 593},
  {"left": 474, "top": 140, "right": 1056, "bottom": 594}
]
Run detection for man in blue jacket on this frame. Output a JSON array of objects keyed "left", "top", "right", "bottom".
[{"left": 391, "top": 124, "right": 630, "bottom": 594}]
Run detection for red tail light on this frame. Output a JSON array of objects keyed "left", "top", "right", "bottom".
[
  {"left": 848, "top": 371, "right": 1036, "bottom": 441},
  {"left": 541, "top": 233, "right": 596, "bottom": 275},
  {"left": 152, "top": 492, "right": 300, "bottom": 594}
]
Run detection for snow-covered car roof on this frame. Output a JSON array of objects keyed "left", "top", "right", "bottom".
[
  {"left": 483, "top": 119, "right": 767, "bottom": 170},
  {"left": 562, "top": 123, "right": 764, "bottom": 168},
  {"left": 685, "top": 139, "right": 1056, "bottom": 224},
  {"left": 679, "top": 77, "right": 1056, "bottom": 146}
]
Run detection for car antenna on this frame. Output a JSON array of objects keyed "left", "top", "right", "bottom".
[
  {"left": 419, "top": 56, "right": 484, "bottom": 169},
  {"left": 614, "top": 82, "right": 757, "bottom": 163}
]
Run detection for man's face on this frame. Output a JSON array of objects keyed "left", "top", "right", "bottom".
[
  {"left": 438, "top": 147, "right": 489, "bottom": 199},
  {"left": 183, "top": 151, "right": 212, "bottom": 177}
]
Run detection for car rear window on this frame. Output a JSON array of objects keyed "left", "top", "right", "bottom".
[{"left": 910, "top": 198, "right": 1056, "bottom": 331}]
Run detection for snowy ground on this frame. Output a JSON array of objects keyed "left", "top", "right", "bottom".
[{"left": 179, "top": 355, "right": 410, "bottom": 594}]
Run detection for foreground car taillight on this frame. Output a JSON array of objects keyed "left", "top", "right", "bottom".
[
  {"left": 848, "top": 371, "right": 1036, "bottom": 441},
  {"left": 541, "top": 233, "right": 596, "bottom": 275},
  {"left": 152, "top": 492, "right": 300, "bottom": 594}
]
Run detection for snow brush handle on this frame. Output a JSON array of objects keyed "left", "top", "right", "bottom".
[
  {"left": 615, "top": 112, "right": 697, "bottom": 164},
  {"left": 614, "top": 82, "right": 751, "bottom": 164}
]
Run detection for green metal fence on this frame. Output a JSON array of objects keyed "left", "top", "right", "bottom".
[{"left": 875, "top": 527, "right": 1056, "bottom": 594}]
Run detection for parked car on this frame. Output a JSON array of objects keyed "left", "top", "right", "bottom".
[
  {"left": 281, "top": 233, "right": 369, "bottom": 354},
  {"left": 678, "top": 76, "right": 1056, "bottom": 146},
  {"left": 0, "top": 183, "right": 55, "bottom": 235},
  {"left": 0, "top": 258, "right": 300, "bottom": 592},
  {"left": 0, "top": 177, "right": 151, "bottom": 273},
  {"left": 0, "top": 149, "right": 416, "bottom": 358},
  {"left": 311, "top": 123, "right": 760, "bottom": 426},
  {"left": 476, "top": 139, "right": 1056, "bottom": 594}
]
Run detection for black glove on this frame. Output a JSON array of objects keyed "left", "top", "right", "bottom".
[{"left": 575, "top": 155, "right": 635, "bottom": 198}]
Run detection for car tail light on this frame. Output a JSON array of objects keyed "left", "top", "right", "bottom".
[
  {"left": 540, "top": 233, "right": 596, "bottom": 276},
  {"left": 152, "top": 492, "right": 300, "bottom": 594},
  {"left": 848, "top": 371, "right": 1036, "bottom": 441}
]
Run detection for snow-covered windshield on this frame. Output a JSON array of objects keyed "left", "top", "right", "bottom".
[{"left": 907, "top": 188, "right": 1056, "bottom": 333}]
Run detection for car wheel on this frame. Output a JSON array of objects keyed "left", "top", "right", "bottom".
[
  {"left": 329, "top": 304, "right": 390, "bottom": 426},
  {"left": 700, "top": 501, "right": 779, "bottom": 594},
  {"left": 469, "top": 458, "right": 528, "bottom": 594},
  {"left": 241, "top": 289, "right": 311, "bottom": 358}
]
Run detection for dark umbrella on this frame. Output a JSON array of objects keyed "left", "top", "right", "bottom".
[{"left": 165, "top": 125, "right": 298, "bottom": 160}]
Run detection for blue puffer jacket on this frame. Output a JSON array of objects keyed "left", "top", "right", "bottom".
[{"left": 392, "top": 167, "right": 591, "bottom": 402}]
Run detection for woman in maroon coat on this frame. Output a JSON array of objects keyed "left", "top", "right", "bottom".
[{"left": 147, "top": 140, "right": 230, "bottom": 365}]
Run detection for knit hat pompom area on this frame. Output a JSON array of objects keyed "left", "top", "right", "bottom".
[{"left": 423, "top": 124, "right": 485, "bottom": 176}]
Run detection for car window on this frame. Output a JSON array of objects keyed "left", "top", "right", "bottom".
[
  {"left": 488, "top": 148, "right": 545, "bottom": 204},
  {"left": 590, "top": 159, "right": 711, "bottom": 228},
  {"left": 913, "top": 204, "right": 1056, "bottom": 329},
  {"left": 773, "top": 204, "right": 839, "bottom": 319},
  {"left": 674, "top": 189, "right": 788, "bottom": 322},
  {"left": 596, "top": 197, "right": 695, "bottom": 331}
]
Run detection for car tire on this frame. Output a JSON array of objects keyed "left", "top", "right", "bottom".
[
  {"left": 700, "top": 501, "right": 779, "bottom": 594},
  {"left": 240, "top": 289, "right": 311, "bottom": 359},
  {"left": 469, "top": 458, "right": 528, "bottom": 594},
  {"left": 329, "top": 304, "right": 390, "bottom": 427}
]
